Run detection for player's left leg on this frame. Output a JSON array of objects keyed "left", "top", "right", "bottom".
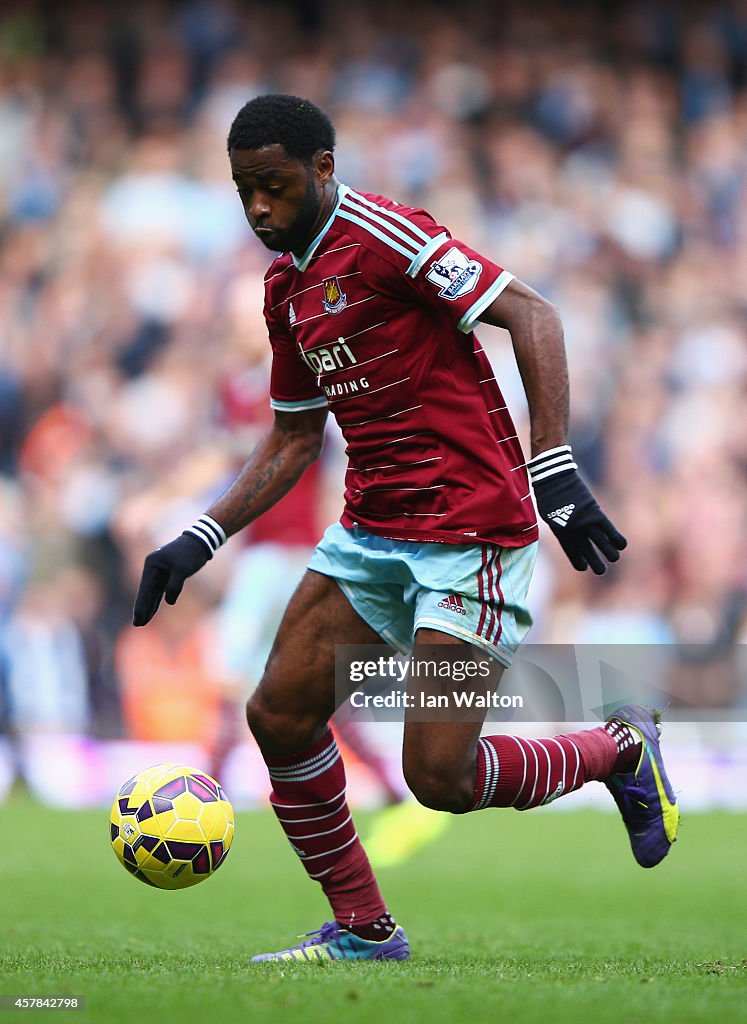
[{"left": 246, "top": 567, "right": 410, "bottom": 962}]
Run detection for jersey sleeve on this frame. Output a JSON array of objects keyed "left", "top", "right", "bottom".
[
  {"left": 264, "top": 295, "right": 328, "bottom": 413},
  {"left": 355, "top": 202, "right": 514, "bottom": 333},
  {"left": 407, "top": 232, "right": 514, "bottom": 333}
]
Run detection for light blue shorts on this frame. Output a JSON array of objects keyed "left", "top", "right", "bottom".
[{"left": 308, "top": 524, "right": 537, "bottom": 666}]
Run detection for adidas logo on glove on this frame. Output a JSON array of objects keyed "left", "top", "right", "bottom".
[
  {"left": 523, "top": 444, "right": 627, "bottom": 575},
  {"left": 547, "top": 503, "right": 575, "bottom": 526}
]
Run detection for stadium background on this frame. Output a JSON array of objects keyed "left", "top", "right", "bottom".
[{"left": 1, "top": 0, "right": 747, "bottom": 813}]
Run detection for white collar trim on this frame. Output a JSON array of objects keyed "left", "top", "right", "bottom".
[{"left": 291, "top": 183, "right": 348, "bottom": 271}]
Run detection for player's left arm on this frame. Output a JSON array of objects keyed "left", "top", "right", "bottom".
[{"left": 480, "top": 279, "right": 627, "bottom": 574}]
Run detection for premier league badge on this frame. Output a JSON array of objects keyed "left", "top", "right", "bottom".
[
  {"left": 426, "top": 247, "right": 482, "bottom": 300},
  {"left": 321, "top": 276, "right": 348, "bottom": 314}
]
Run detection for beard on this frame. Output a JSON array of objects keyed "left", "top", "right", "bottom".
[{"left": 263, "top": 170, "right": 322, "bottom": 254}]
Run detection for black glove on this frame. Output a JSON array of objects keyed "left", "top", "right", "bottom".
[
  {"left": 528, "top": 446, "right": 627, "bottom": 575},
  {"left": 132, "top": 515, "right": 226, "bottom": 625}
]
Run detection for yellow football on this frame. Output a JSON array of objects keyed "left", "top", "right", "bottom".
[{"left": 110, "top": 764, "right": 234, "bottom": 889}]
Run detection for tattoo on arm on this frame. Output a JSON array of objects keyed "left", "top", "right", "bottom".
[
  {"left": 205, "top": 422, "right": 322, "bottom": 537},
  {"left": 241, "top": 451, "right": 284, "bottom": 511}
]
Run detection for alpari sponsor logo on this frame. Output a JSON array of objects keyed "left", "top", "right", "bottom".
[
  {"left": 437, "top": 594, "right": 467, "bottom": 616},
  {"left": 548, "top": 503, "right": 575, "bottom": 527},
  {"left": 321, "top": 276, "right": 347, "bottom": 314},
  {"left": 426, "top": 246, "right": 482, "bottom": 300},
  {"left": 301, "top": 337, "right": 357, "bottom": 377}
]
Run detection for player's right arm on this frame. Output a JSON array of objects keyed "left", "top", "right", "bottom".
[
  {"left": 132, "top": 406, "right": 327, "bottom": 626},
  {"left": 133, "top": 266, "right": 328, "bottom": 627},
  {"left": 205, "top": 407, "right": 327, "bottom": 536}
]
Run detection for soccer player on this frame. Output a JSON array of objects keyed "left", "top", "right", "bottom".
[{"left": 133, "top": 95, "right": 679, "bottom": 962}]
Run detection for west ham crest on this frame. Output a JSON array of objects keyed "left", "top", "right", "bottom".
[{"left": 321, "top": 276, "right": 347, "bottom": 314}]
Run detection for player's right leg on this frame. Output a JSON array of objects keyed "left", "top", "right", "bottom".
[{"left": 246, "top": 568, "right": 410, "bottom": 962}]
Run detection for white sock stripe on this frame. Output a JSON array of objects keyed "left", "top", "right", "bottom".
[
  {"left": 273, "top": 798, "right": 348, "bottom": 825},
  {"left": 511, "top": 735, "right": 527, "bottom": 808},
  {"left": 268, "top": 739, "right": 338, "bottom": 776},
  {"left": 268, "top": 748, "right": 337, "bottom": 776},
  {"left": 269, "top": 785, "right": 346, "bottom": 810},
  {"left": 517, "top": 738, "right": 539, "bottom": 810},
  {"left": 284, "top": 812, "right": 353, "bottom": 842},
  {"left": 485, "top": 745, "right": 498, "bottom": 806},
  {"left": 535, "top": 740, "right": 553, "bottom": 806},
  {"left": 549, "top": 737, "right": 568, "bottom": 793},
  {"left": 269, "top": 752, "right": 338, "bottom": 781},
  {"left": 568, "top": 739, "right": 581, "bottom": 790},
  {"left": 270, "top": 763, "right": 340, "bottom": 784},
  {"left": 475, "top": 738, "right": 493, "bottom": 810},
  {"left": 478, "top": 740, "right": 493, "bottom": 810},
  {"left": 297, "top": 832, "right": 358, "bottom": 862},
  {"left": 269, "top": 750, "right": 340, "bottom": 783},
  {"left": 549, "top": 741, "right": 565, "bottom": 778},
  {"left": 483, "top": 739, "right": 500, "bottom": 807}
]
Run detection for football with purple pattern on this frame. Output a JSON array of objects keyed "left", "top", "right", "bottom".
[{"left": 110, "top": 764, "right": 234, "bottom": 889}]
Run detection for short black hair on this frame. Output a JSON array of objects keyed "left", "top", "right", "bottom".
[{"left": 227, "top": 94, "right": 336, "bottom": 161}]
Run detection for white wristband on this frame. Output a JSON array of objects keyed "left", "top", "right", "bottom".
[
  {"left": 527, "top": 445, "right": 578, "bottom": 484},
  {"left": 184, "top": 514, "right": 228, "bottom": 558}
]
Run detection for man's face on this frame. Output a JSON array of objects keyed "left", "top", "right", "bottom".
[{"left": 229, "top": 144, "right": 332, "bottom": 254}]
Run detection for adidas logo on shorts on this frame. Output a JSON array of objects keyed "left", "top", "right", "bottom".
[{"left": 437, "top": 594, "right": 467, "bottom": 615}]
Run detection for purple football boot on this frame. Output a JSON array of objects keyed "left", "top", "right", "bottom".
[{"left": 604, "top": 705, "right": 679, "bottom": 868}]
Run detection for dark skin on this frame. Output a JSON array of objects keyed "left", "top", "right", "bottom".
[
  {"left": 230, "top": 144, "right": 339, "bottom": 257},
  {"left": 199, "top": 144, "right": 576, "bottom": 810}
]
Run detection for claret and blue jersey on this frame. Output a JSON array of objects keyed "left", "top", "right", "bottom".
[{"left": 263, "top": 184, "right": 538, "bottom": 548}]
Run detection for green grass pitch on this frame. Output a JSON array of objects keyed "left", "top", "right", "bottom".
[{"left": 2, "top": 798, "right": 746, "bottom": 1024}]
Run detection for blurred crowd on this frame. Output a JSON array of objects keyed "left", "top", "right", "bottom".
[{"left": 2, "top": 0, "right": 747, "bottom": 751}]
